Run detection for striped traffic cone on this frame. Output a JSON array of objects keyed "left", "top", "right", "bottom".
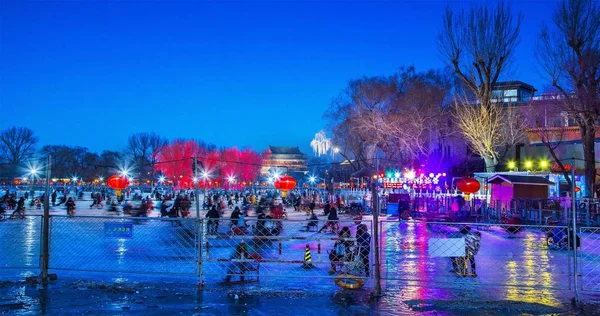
[{"left": 301, "top": 244, "right": 315, "bottom": 269}]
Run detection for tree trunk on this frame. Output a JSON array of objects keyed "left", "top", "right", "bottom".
[
  {"left": 483, "top": 156, "right": 497, "bottom": 173},
  {"left": 580, "top": 121, "right": 597, "bottom": 198}
]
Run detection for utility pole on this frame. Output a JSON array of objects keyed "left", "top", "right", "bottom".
[
  {"left": 194, "top": 157, "right": 201, "bottom": 219},
  {"left": 571, "top": 157, "right": 579, "bottom": 302}
]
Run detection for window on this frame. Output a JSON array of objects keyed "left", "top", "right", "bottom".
[{"left": 503, "top": 89, "right": 517, "bottom": 97}]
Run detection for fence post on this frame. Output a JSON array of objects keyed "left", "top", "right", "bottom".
[
  {"left": 197, "top": 219, "right": 204, "bottom": 290},
  {"left": 372, "top": 181, "right": 382, "bottom": 296},
  {"left": 41, "top": 154, "right": 51, "bottom": 284}
]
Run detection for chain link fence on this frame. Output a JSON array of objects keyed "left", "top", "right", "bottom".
[
  {"left": 48, "top": 216, "right": 199, "bottom": 276},
  {"left": 379, "top": 220, "right": 573, "bottom": 290},
  {"left": 1, "top": 213, "right": 599, "bottom": 295},
  {"left": 201, "top": 219, "right": 373, "bottom": 283},
  {"left": 579, "top": 227, "right": 600, "bottom": 292},
  {"left": 0, "top": 215, "right": 42, "bottom": 271}
]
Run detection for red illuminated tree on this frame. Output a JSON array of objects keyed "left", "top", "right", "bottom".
[{"left": 156, "top": 140, "right": 200, "bottom": 188}]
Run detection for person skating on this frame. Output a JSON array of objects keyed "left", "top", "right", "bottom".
[{"left": 356, "top": 224, "right": 371, "bottom": 277}]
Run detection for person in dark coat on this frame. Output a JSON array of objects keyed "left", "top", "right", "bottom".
[{"left": 206, "top": 205, "right": 221, "bottom": 234}]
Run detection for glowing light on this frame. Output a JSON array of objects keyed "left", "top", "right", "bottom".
[
  {"left": 158, "top": 176, "right": 165, "bottom": 183},
  {"left": 429, "top": 173, "right": 434, "bottom": 178},
  {"left": 508, "top": 161, "right": 516, "bottom": 169},
  {"left": 268, "top": 177, "right": 274, "bottom": 183},
  {"left": 540, "top": 160, "right": 549, "bottom": 169},
  {"left": 193, "top": 177, "right": 198, "bottom": 183},
  {"left": 227, "top": 175, "right": 236, "bottom": 183},
  {"left": 72, "top": 176, "right": 78, "bottom": 183},
  {"left": 404, "top": 170, "right": 416, "bottom": 180},
  {"left": 442, "top": 173, "right": 446, "bottom": 177},
  {"left": 309, "top": 176, "right": 316, "bottom": 183},
  {"left": 99, "top": 177, "right": 104, "bottom": 182},
  {"left": 525, "top": 161, "right": 533, "bottom": 169},
  {"left": 333, "top": 147, "right": 339, "bottom": 153},
  {"left": 394, "top": 172, "right": 400, "bottom": 178},
  {"left": 29, "top": 168, "right": 38, "bottom": 175},
  {"left": 272, "top": 172, "right": 281, "bottom": 180},
  {"left": 201, "top": 171, "right": 209, "bottom": 179}
]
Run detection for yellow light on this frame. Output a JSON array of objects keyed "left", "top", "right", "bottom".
[
  {"left": 525, "top": 161, "right": 533, "bottom": 169},
  {"left": 508, "top": 161, "right": 516, "bottom": 169},
  {"left": 540, "top": 160, "right": 549, "bottom": 168}
]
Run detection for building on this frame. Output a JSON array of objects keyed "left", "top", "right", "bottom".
[{"left": 261, "top": 146, "right": 308, "bottom": 178}]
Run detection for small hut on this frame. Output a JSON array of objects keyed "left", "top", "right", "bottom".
[{"left": 488, "top": 174, "right": 554, "bottom": 208}]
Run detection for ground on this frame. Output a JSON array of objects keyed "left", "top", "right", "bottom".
[{"left": 2, "top": 191, "right": 600, "bottom": 314}]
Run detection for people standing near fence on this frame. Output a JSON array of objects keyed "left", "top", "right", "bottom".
[
  {"left": 465, "top": 229, "right": 481, "bottom": 277},
  {"left": 206, "top": 205, "right": 221, "bottom": 234},
  {"left": 329, "top": 226, "right": 352, "bottom": 274},
  {"left": 356, "top": 224, "right": 371, "bottom": 277}
]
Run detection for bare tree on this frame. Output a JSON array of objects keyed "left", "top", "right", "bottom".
[
  {"left": 439, "top": 1, "right": 522, "bottom": 171},
  {"left": 536, "top": 0, "right": 600, "bottom": 196},
  {"left": 126, "top": 132, "right": 168, "bottom": 181},
  {"left": 0, "top": 127, "right": 38, "bottom": 177},
  {"left": 525, "top": 96, "right": 574, "bottom": 188}
]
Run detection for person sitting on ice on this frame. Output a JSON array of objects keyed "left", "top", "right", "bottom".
[
  {"left": 318, "top": 207, "right": 339, "bottom": 233},
  {"left": 306, "top": 213, "right": 319, "bottom": 230}
]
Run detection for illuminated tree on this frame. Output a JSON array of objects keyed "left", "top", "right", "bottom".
[
  {"left": 439, "top": 1, "right": 522, "bottom": 172},
  {"left": 156, "top": 140, "right": 200, "bottom": 188},
  {"left": 310, "top": 131, "right": 332, "bottom": 157}
]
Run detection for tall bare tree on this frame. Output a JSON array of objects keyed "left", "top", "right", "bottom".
[
  {"left": 439, "top": 1, "right": 522, "bottom": 171},
  {"left": 536, "top": 0, "right": 600, "bottom": 196},
  {"left": 0, "top": 127, "right": 38, "bottom": 177},
  {"left": 525, "top": 95, "right": 574, "bottom": 188},
  {"left": 126, "top": 132, "right": 168, "bottom": 181}
]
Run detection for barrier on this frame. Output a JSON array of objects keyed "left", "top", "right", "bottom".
[{"left": 379, "top": 220, "right": 573, "bottom": 290}]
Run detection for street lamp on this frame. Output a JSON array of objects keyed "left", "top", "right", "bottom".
[
  {"left": 540, "top": 160, "right": 549, "bottom": 169},
  {"left": 525, "top": 161, "right": 533, "bottom": 170},
  {"left": 508, "top": 161, "right": 516, "bottom": 171}
]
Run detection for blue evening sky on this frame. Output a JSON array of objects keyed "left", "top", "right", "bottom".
[{"left": 0, "top": 0, "right": 557, "bottom": 155}]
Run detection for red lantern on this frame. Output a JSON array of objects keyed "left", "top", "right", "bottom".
[
  {"left": 274, "top": 175, "right": 296, "bottom": 197},
  {"left": 456, "top": 178, "right": 481, "bottom": 194},
  {"left": 107, "top": 175, "right": 130, "bottom": 189},
  {"left": 575, "top": 187, "right": 581, "bottom": 193},
  {"left": 13, "top": 179, "right": 20, "bottom": 185}
]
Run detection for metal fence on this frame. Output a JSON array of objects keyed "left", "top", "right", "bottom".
[
  {"left": 579, "top": 226, "right": 600, "bottom": 292},
  {"left": 201, "top": 219, "right": 372, "bottom": 283},
  {"left": 1, "top": 213, "right": 599, "bottom": 296},
  {"left": 48, "top": 216, "right": 199, "bottom": 276},
  {"left": 379, "top": 220, "right": 573, "bottom": 290},
  {"left": 0, "top": 215, "right": 42, "bottom": 271}
]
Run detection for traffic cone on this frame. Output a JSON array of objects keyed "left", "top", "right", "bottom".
[{"left": 301, "top": 244, "right": 315, "bottom": 269}]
